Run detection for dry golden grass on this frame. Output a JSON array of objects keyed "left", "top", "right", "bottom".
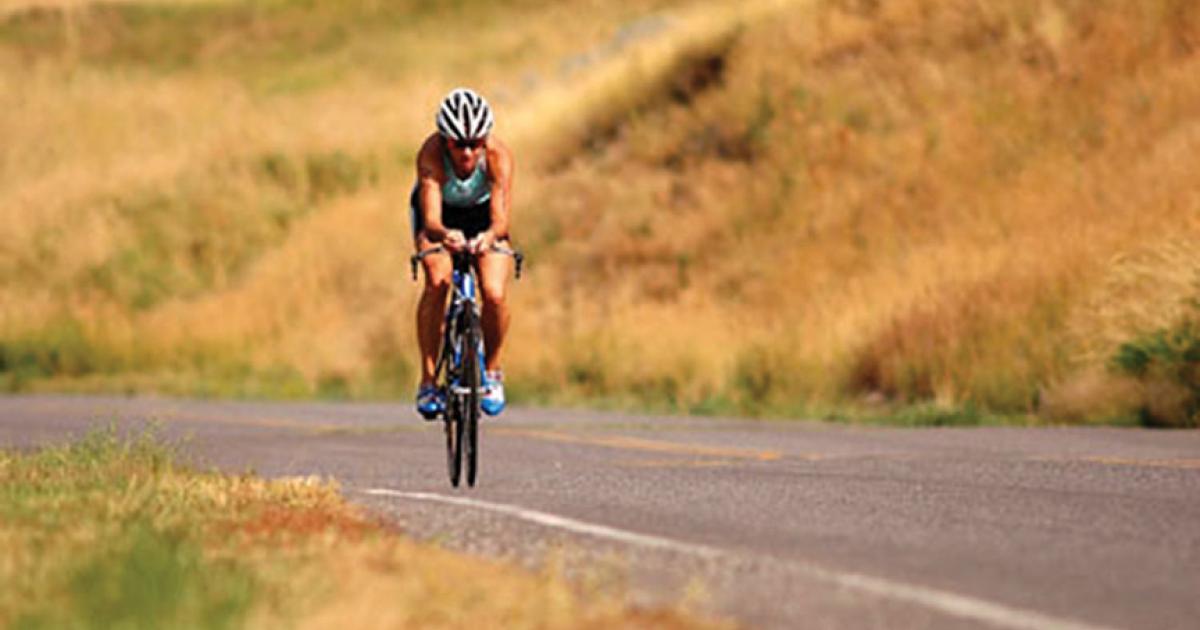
[
  {"left": 510, "top": 0, "right": 1200, "bottom": 417},
  {"left": 2, "top": 0, "right": 803, "bottom": 398},
  {"left": 0, "top": 0, "right": 226, "bottom": 17},
  {"left": 0, "top": 0, "right": 719, "bottom": 388},
  {"left": 2, "top": 0, "right": 1198, "bottom": 421},
  {"left": 1036, "top": 368, "right": 1144, "bottom": 426},
  {"left": 507, "top": 0, "right": 812, "bottom": 166},
  {"left": 291, "top": 539, "right": 722, "bottom": 630},
  {"left": 1068, "top": 235, "right": 1200, "bottom": 366}
]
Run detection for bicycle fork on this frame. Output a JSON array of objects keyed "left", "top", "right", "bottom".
[{"left": 447, "top": 270, "right": 487, "bottom": 397}]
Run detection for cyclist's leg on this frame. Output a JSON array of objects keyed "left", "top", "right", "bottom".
[
  {"left": 476, "top": 243, "right": 513, "bottom": 373},
  {"left": 412, "top": 187, "right": 453, "bottom": 387},
  {"left": 417, "top": 232, "right": 452, "bottom": 385},
  {"left": 476, "top": 244, "right": 512, "bottom": 416}
]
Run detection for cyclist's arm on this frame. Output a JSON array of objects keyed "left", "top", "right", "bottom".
[
  {"left": 485, "top": 139, "right": 514, "bottom": 241},
  {"left": 416, "top": 137, "right": 451, "bottom": 243}
]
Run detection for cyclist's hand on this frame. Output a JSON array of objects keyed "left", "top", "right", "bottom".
[
  {"left": 468, "top": 231, "right": 495, "bottom": 255},
  {"left": 444, "top": 230, "right": 468, "bottom": 253}
]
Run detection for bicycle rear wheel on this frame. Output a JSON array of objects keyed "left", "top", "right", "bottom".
[{"left": 462, "top": 308, "right": 481, "bottom": 487}]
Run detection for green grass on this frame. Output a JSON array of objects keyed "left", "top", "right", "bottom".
[
  {"left": 0, "top": 427, "right": 258, "bottom": 629},
  {"left": 0, "top": 317, "right": 128, "bottom": 391},
  {"left": 20, "top": 524, "right": 255, "bottom": 630}
]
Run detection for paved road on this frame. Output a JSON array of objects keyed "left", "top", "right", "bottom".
[{"left": 3, "top": 394, "right": 1198, "bottom": 629}]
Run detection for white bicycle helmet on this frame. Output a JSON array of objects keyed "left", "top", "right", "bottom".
[{"left": 436, "top": 88, "right": 494, "bottom": 141}]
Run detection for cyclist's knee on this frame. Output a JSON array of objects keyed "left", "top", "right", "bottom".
[
  {"left": 422, "top": 269, "right": 451, "bottom": 295},
  {"left": 481, "top": 278, "right": 507, "bottom": 307},
  {"left": 420, "top": 255, "right": 452, "bottom": 293},
  {"left": 478, "top": 255, "right": 510, "bottom": 307}
]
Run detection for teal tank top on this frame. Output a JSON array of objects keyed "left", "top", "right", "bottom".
[{"left": 441, "top": 151, "right": 491, "bottom": 208}]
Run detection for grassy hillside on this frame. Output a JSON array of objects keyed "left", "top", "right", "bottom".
[
  {"left": 2, "top": 0, "right": 1198, "bottom": 425},
  {"left": 0, "top": 0, "right": 706, "bottom": 395},
  {"left": 510, "top": 0, "right": 1200, "bottom": 425}
]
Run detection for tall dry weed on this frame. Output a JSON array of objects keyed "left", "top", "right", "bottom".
[{"left": 1069, "top": 235, "right": 1200, "bottom": 367}]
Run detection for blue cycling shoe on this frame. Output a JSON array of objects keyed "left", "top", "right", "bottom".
[
  {"left": 415, "top": 384, "right": 444, "bottom": 420},
  {"left": 481, "top": 370, "right": 506, "bottom": 416}
]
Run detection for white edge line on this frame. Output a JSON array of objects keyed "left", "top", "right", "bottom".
[{"left": 361, "top": 488, "right": 1120, "bottom": 630}]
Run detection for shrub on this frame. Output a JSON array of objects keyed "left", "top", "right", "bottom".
[
  {"left": 0, "top": 318, "right": 127, "bottom": 390},
  {"left": 1111, "top": 320, "right": 1200, "bottom": 428}
]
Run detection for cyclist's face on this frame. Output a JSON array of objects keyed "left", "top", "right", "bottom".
[{"left": 447, "top": 137, "right": 485, "bottom": 172}]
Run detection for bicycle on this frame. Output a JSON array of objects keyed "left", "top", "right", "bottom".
[{"left": 411, "top": 243, "right": 523, "bottom": 487}]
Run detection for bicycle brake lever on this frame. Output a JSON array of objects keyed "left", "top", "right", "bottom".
[
  {"left": 488, "top": 244, "right": 525, "bottom": 280},
  {"left": 410, "top": 246, "right": 444, "bottom": 281}
]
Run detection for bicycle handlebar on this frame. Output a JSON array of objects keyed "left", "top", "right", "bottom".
[{"left": 409, "top": 244, "right": 525, "bottom": 281}]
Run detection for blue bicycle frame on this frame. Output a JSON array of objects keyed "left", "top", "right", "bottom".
[{"left": 443, "top": 255, "right": 485, "bottom": 399}]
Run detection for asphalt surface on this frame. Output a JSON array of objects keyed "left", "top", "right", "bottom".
[{"left": 2, "top": 394, "right": 1198, "bottom": 629}]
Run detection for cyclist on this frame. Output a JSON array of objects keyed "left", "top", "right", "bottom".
[{"left": 411, "top": 87, "right": 514, "bottom": 419}]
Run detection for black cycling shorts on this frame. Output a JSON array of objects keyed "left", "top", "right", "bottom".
[{"left": 409, "top": 185, "right": 491, "bottom": 241}]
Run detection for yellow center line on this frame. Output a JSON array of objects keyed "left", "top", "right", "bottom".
[
  {"left": 492, "top": 428, "right": 784, "bottom": 461},
  {"left": 1032, "top": 455, "right": 1200, "bottom": 471},
  {"left": 617, "top": 458, "right": 756, "bottom": 469},
  {"left": 1077, "top": 456, "right": 1200, "bottom": 470}
]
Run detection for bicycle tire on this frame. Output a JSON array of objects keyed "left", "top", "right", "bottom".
[
  {"left": 462, "top": 307, "right": 481, "bottom": 487},
  {"left": 443, "top": 326, "right": 464, "bottom": 487},
  {"left": 445, "top": 397, "right": 464, "bottom": 487}
]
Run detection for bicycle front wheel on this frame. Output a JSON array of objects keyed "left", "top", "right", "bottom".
[
  {"left": 445, "top": 396, "right": 464, "bottom": 487},
  {"left": 462, "top": 308, "right": 481, "bottom": 487}
]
